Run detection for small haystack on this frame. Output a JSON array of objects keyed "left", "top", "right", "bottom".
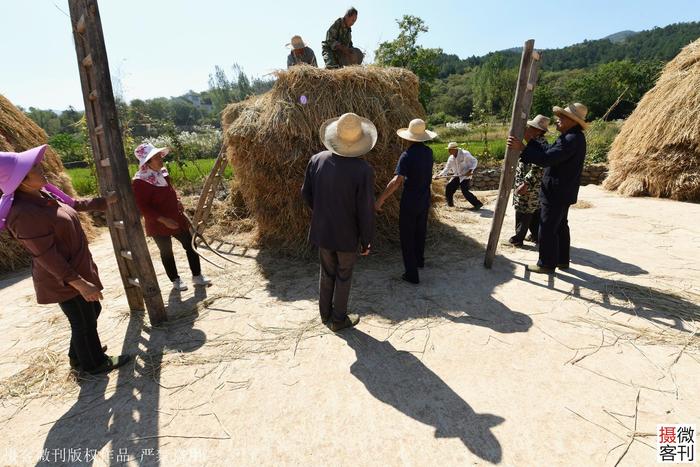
[
  {"left": 0, "top": 94, "right": 88, "bottom": 273},
  {"left": 222, "top": 66, "right": 427, "bottom": 252},
  {"left": 604, "top": 38, "right": 700, "bottom": 201}
]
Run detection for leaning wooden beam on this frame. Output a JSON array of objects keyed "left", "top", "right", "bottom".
[
  {"left": 484, "top": 40, "right": 540, "bottom": 268},
  {"left": 68, "top": 0, "right": 167, "bottom": 324}
]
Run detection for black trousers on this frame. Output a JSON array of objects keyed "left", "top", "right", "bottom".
[
  {"left": 537, "top": 203, "right": 571, "bottom": 268},
  {"left": 400, "top": 201, "right": 429, "bottom": 282},
  {"left": 445, "top": 177, "right": 481, "bottom": 207},
  {"left": 152, "top": 230, "right": 201, "bottom": 281},
  {"left": 319, "top": 248, "right": 358, "bottom": 323},
  {"left": 513, "top": 209, "right": 540, "bottom": 243},
  {"left": 58, "top": 296, "right": 106, "bottom": 371}
]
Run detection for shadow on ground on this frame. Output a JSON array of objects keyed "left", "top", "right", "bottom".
[{"left": 38, "top": 287, "right": 208, "bottom": 466}]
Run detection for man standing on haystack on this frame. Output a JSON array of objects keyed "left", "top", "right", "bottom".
[
  {"left": 286, "top": 35, "right": 318, "bottom": 68},
  {"left": 322, "top": 7, "right": 364, "bottom": 68},
  {"left": 375, "top": 118, "right": 436, "bottom": 284},
  {"left": 509, "top": 115, "right": 549, "bottom": 247},
  {"left": 435, "top": 142, "right": 483, "bottom": 210},
  {"left": 301, "top": 113, "right": 376, "bottom": 332},
  {"left": 507, "top": 103, "right": 588, "bottom": 274}
]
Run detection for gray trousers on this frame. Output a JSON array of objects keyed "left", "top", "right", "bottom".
[{"left": 319, "top": 248, "right": 358, "bottom": 322}]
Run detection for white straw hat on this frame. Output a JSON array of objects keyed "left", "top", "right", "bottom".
[
  {"left": 446, "top": 142, "right": 460, "bottom": 149},
  {"left": 319, "top": 113, "right": 378, "bottom": 158},
  {"left": 526, "top": 115, "right": 550, "bottom": 132},
  {"left": 286, "top": 35, "right": 306, "bottom": 49},
  {"left": 396, "top": 118, "right": 437, "bottom": 142},
  {"left": 552, "top": 103, "right": 589, "bottom": 130}
]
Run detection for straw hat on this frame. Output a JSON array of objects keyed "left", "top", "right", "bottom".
[
  {"left": 319, "top": 113, "right": 378, "bottom": 158},
  {"left": 0, "top": 144, "right": 48, "bottom": 229},
  {"left": 134, "top": 143, "right": 169, "bottom": 168},
  {"left": 526, "top": 115, "right": 550, "bottom": 132},
  {"left": 446, "top": 142, "right": 460, "bottom": 149},
  {"left": 553, "top": 103, "right": 589, "bottom": 130},
  {"left": 286, "top": 35, "right": 306, "bottom": 50},
  {"left": 396, "top": 118, "right": 437, "bottom": 142}
]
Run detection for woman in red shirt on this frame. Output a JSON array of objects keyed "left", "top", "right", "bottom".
[
  {"left": 1, "top": 145, "right": 130, "bottom": 374},
  {"left": 131, "top": 143, "right": 211, "bottom": 291}
]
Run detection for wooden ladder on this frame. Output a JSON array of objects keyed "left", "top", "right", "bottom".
[
  {"left": 191, "top": 147, "right": 228, "bottom": 236},
  {"left": 68, "top": 0, "right": 166, "bottom": 324},
  {"left": 484, "top": 40, "right": 541, "bottom": 268}
]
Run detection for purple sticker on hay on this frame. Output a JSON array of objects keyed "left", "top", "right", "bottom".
[{"left": 300, "top": 95, "right": 308, "bottom": 105}]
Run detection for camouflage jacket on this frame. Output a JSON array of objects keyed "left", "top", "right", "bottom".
[
  {"left": 322, "top": 18, "right": 353, "bottom": 67},
  {"left": 513, "top": 136, "right": 546, "bottom": 213}
]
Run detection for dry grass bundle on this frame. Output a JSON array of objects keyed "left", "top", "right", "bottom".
[
  {"left": 0, "top": 94, "right": 92, "bottom": 274},
  {"left": 603, "top": 38, "right": 700, "bottom": 201},
  {"left": 222, "top": 65, "right": 428, "bottom": 253}
]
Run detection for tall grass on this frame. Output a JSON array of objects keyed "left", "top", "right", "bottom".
[{"left": 67, "top": 158, "right": 233, "bottom": 196}]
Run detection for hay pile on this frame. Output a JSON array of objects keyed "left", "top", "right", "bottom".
[
  {"left": 603, "top": 38, "right": 700, "bottom": 201},
  {"left": 0, "top": 94, "right": 88, "bottom": 273},
  {"left": 222, "top": 66, "right": 427, "bottom": 252}
]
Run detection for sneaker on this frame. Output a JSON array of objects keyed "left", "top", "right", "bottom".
[
  {"left": 172, "top": 278, "right": 188, "bottom": 291},
  {"left": 85, "top": 354, "right": 131, "bottom": 375},
  {"left": 526, "top": 264, "right": 555, "bottom": 274},
  {"left": 330, "top": 314, "right": 360, "bottom": 332},
  {"left": 192, "top": 275, "right": 212, "bottom": 287}
]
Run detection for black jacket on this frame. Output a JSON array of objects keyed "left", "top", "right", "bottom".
[
  {"left": 301, "top": 151, "right": 375, "bottom": 252},
  {"left": 521, "top": 126, "right": 586, "bottom": 205}
]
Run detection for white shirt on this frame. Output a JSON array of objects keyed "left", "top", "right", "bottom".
[{"left": 439, "top": 149, "right": 478, "bottom": 181}]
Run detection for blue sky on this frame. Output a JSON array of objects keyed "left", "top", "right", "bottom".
[{"left": 1, "top": 0, "right": 698, "bottom": 110}]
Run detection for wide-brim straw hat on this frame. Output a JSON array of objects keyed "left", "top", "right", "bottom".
[
  {"left": 397, "top": 118, "right": 437, "bottom": 142},
  {"left": 553, "top": 103, "right": 589, "bottom": 130},
  {"left": 446, "top": 142, "right": 460, "bottom": 149},
  {"left": 0, "top": 144, "right": 48, "bottom": 229},
  {"left": 319, "top": 112, "right": 378, "bottom": 158},
  {"left": 286, "top": 35, "right": 306, "bottom": 50},
  {"left": 134, "top": 143, "right": 170, "bottom": 168},
  {"left": 526, "top": 114, "right": 550, "bottom": 132}
]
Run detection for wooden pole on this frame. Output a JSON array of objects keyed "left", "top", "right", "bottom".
[
  {"left": 68, "top": 0, "right": 167, "bottom": 324},
  {"left": 484, "top": 40, "right": 539, "bottom": 268}
]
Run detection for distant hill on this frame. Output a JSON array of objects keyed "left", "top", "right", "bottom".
[
  {"left": 436, "top": 21, "right": 700, "bottom": 78},
  {"left": 603, "top": 30, "right": 638, "bottom": 43}
]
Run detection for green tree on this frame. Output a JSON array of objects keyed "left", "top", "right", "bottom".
[
  {"left": 374, "top": 15, "right": 442, "bottom": 107},
  {"left": 472, "top": 53, "right": 517, "bottom": 121}
]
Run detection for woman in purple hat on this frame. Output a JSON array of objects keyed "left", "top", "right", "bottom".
[
  {"left": 131, "top": 143, "right": 211, "bottom": 292},
  {"left": 0, "top": 145, "right": 131, "bottom": 375}
]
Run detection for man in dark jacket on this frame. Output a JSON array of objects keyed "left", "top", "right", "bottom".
[
  {"left": 507, "top": 103, "right": 588, "bottom": 274},
  {"left": 301, "top": 113, "right": 376, "bottom": 331},
  {"left": 375, "top": 118, "right": 437, "bottom": 284}
]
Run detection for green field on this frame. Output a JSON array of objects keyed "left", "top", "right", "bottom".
[{"left": 67, "top": 158, "right": 233, "bottom": 196}]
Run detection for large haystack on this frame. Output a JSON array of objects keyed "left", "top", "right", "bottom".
[
  {"left": 222, "top": 66, "right": 427, "bottom": 252},
  {"left": 603, "top": 39, "right": 700, "bottom": 201},
  {"left": 0, "top": 94, "right": 88, "bottom": 273}
]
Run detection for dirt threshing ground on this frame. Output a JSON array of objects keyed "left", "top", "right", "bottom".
[{"left": 0, "top": 185, "right": 698, "bottom": 466}]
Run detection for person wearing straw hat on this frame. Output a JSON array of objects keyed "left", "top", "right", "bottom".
[
  {"left": 507, "top": 103, "right": 588, "bottom": 274},
  {"left": 435, "top": 142, "right": 483, "bottom": 210},
  {"left": 322, "top": 7, "right": 364, "bottom": 68},
  {"left": 301, "top": 112, "right": 376, "bottom": 332},
  {"left": 1, "top": 144, "right": 131, "bottom": 375},
  {"left": 131, "top": 143, "right": 212, "bottom": 292},
  {"left": 286, "top": 35, "right": 318, "bottom": 68},
  {"left": 509, "top": 115, "right": 550, "bottom": 247},
  {"left": 375, "top": 118, "right": 436, "bottom": 284}
]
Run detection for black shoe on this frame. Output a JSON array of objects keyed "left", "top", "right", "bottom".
[
  {"left": 330, "top": 314, "right": 360, "bottom": 332},
  {"left": 320, "top": 311, "right": 331, "bottom": 324},
  {"left": 525, "top": 234, "right": 536, "bottom": 243},
  {"left": 557, "top": 263, "right": 570, "bottom": 270},
  {"left": 401, "top": 273, "right": 420, "bottom": 284},
  {"left": 508, "top": 237, "right": 524, "bottom": 247},
  {"left": 526, "top": 264, "right": 555, "bottom": 274},
  {"left": 417, "top": 260, "right": 425, "bottom": 269},
  {"left": 70, "top": 345, "right": 108, "bottom": 370},
  {"left": 446, "top": 202, "right": 454, "bottom": 207},
  {"left": 469, "top": 203, "right": 484, "bottom": 211},
  {"left": 85, "top": 354, "right": 131, "bottom": 375}
]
